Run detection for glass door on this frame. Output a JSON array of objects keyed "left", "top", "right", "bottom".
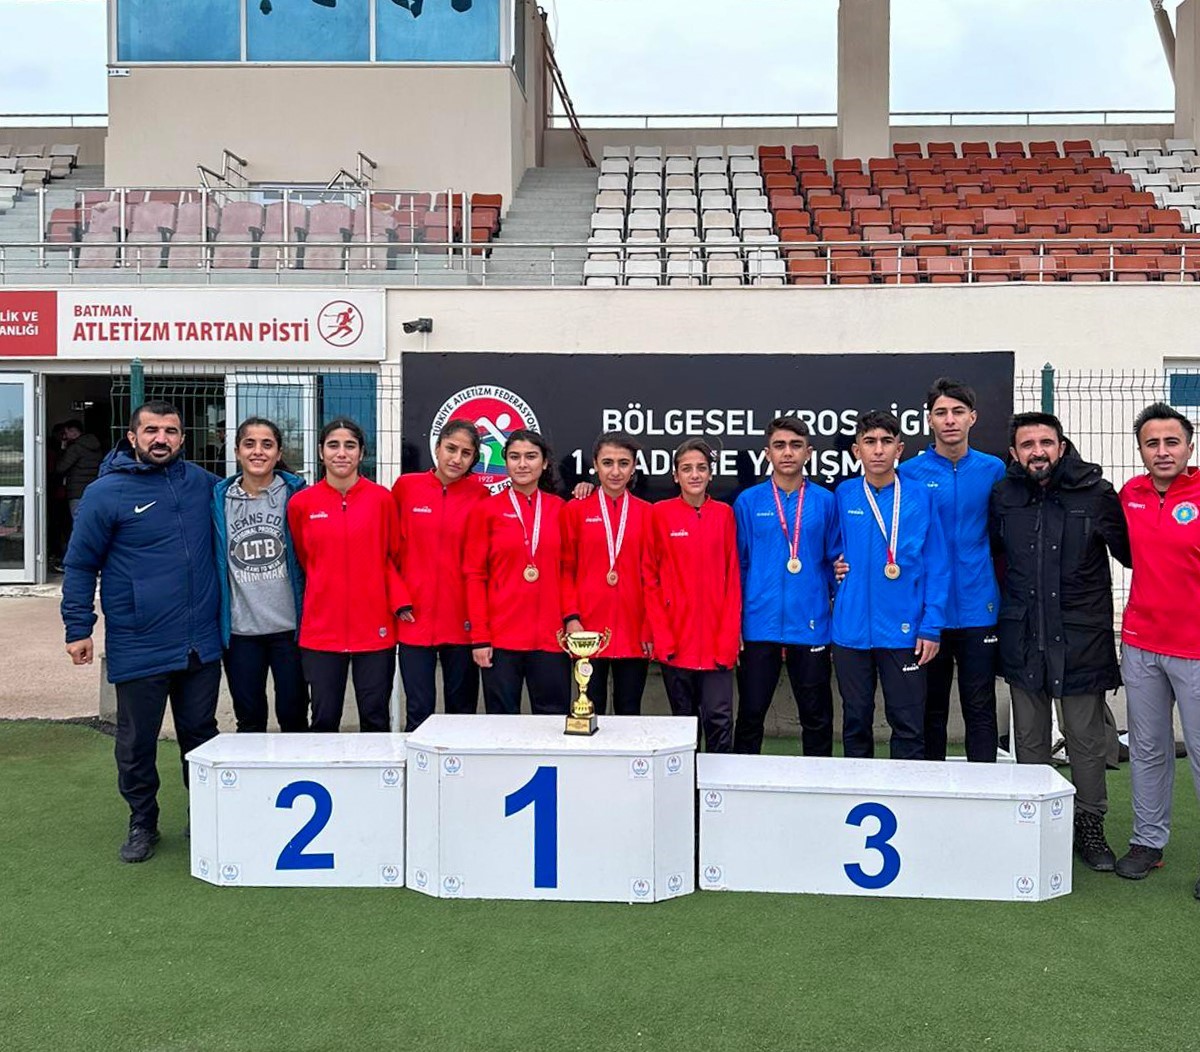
[
  {"left": 224, "top": 373, "right": 316, "bottom": 482},
  {"left": 0, "top": 375, "right": 35, "bottom": 583}
]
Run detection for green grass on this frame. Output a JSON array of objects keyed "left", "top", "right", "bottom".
[{"left": 2, "top": 722, "right": 1199, "bottom": 1052}]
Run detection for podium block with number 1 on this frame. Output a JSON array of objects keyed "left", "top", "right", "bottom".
[{"left": 406, "top": 714, "right": 696, "bottom": 902}]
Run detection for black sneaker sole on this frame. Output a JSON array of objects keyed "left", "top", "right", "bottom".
[
  {"left": 1116, "top": 862, "right": 1164, "bottom": 880},
  {"left": 1075, "top": 853, "right": 1116, "bottom": 873},
  {"left": 118, "top": 847, "right": 156, "bottom": 864}
]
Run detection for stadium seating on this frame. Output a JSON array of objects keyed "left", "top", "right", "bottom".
[
  {"left": 48, "top": 189, "right": 502, "bottom": 270},
  {"left": 586, "top": 139, "right": 1200, "bottom": 285}
]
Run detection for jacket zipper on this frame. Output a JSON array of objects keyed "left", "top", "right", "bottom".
[
  {"left": 950, "top": 460, "right": 960, "bottom": 626},
  {"left": 167, "top": 470, "right": 195, "bottom": 652},
  {"left": 342, "top": 489, "right": 351, "bottom": 652},
  {"left": 1034, "top": 498, "right": 1046, "bottom": 654}
]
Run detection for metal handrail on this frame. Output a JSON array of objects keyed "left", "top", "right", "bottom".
[
  {"left": 4, "top": 234, "right": 1199, "bottom": 287},
  {"left": 356, "top": 152, "right": 378, "bottom": 185},
  {"left": 0, "top": 113, "right": 107, "bottom": 127},
  {"left": 551, "top": 109, "right": 1176, "bottom": 130}
]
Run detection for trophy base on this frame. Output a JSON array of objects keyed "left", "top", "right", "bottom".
[{"left": 564, "top": 712, "right": 599, "bottom": 736}]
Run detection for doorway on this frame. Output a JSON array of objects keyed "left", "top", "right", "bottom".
[{"left": 44, "top": 374, "right": 115, "bottom": 576}]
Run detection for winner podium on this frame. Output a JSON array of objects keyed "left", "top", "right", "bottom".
[
  {"left": 698, "top": 755, "right": 1075, "bottom": 902},
  {"left": 188, "top": 733, "right": 408, "bottom": 888},
  {"left": 406, "top": 714, "right": 696, "bottom": 902}
]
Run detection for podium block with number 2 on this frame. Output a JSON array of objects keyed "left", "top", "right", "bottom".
[
  {"left": 405, "top": 714, "right": 696, "bottom": 902},
  {"left": 187, "top": 734, "right": 408, "bottom": 888}
]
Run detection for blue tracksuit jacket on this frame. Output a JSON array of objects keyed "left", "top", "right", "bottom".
[
  {"left": 734, "top": 479, "right": 840, "bottom": 645},
  {"left": 61, "top": 443, "right": 222, "bottom": 684},
  {"left": 832, "top": 474, "right": 950, "bottom": 649},
  {"left": 900, "top": 445, "right": 1006, "bottom": 629}
]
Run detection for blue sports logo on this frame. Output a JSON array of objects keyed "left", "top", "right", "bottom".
[{"left": 1173, "top": 501, "right": 1198, "bottom": 525}]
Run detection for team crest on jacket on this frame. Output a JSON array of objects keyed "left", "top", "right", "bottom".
[
  {"left": 1174, "top": 502, "right": 1198, "bottom": 525},
  {"left": 429, "top": 385, "right": 540, "bottom": 494}
]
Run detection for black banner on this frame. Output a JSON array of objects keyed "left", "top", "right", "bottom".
[{"left": 400, "top": 352, "right": 1015, "bottom": 500}]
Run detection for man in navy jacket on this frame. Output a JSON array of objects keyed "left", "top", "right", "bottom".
[
  {"left": 61, "top": 401, "right": 222, "bottom": 863},
  {"left": 733, "top": 416, "right": 841, "bottom": 755},
  {"left": 833, "top": 410, "right": 950, "bottom": 760},
  {"left": 900, "top": 378, "right": 1006, "bottom": 762}
]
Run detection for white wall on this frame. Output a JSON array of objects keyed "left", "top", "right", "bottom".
[
  {"left": 106, "top": 65, "right": 524, "bottom": 202},
  {"left": 383, "top": 284, "right": 1196, "bottom": 373}
]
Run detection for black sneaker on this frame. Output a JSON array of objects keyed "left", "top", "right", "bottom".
[
  {"left": 1115, "top": 844, "right": 1164, "bottom": 880},
  {"left": 1193, "top": 873, "right": 1200, "bottom": 901},
  {"left": 1073, "top": 811, "right": 1116, "bottom": 872},
  {"left": 119, "top": 825, "right": 161, "bottom": 864}
]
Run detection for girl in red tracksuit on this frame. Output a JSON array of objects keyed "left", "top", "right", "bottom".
[
  {"left": 464, "top": 429, "right": 572, "bottom": 715},
  {"left": 288, "top": 418, "right": 409, "bottom": 732},
  {"left": 562, "top": 432, "right": 653, "bottom": 715},
  {"left": 392, "top": 419, "right": 488, "bottom": 731},
  {"left": 644, "top": 438, "right": 742, "bottom": 752}
]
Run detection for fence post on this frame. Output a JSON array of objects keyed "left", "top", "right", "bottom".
[
  {"left": 1040, "top": 361, "right": 1055, "bottom": 414},
  {"left": 130, "top": 357, "right": 145, "bottom": 409}
]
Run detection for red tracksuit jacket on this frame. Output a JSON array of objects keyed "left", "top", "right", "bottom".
[
  {"left": 643, "top": 496, "right": 742, "bottom": 670},
  {"left": 561, "top": 491, "right": 652, "bottom": 659},
  {"left": 1121, "top": 468, "right": 1200, "bottom": 659},
  {"left": 392, "top": 469, "right": 487, "bottom": 647},
  {"left": 464, "top": 487, "right": 569, "bottom": 653},
  {"left": 287, "top": 477, "right": 410, "bottom": 652}
]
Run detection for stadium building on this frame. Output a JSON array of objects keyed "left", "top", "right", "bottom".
[{"left": 0, "top": 0, "right": 1199, "bottom": 584}]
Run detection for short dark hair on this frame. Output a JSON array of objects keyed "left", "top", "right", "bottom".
[
  {"left": 320, "top": 417, "right": 367, "bottom": 453},
  {"left": 1009, "top": 411, "right": 1064, "bottom": 448},
  {"left": 592, "top": 431, "right": 641, "bottom": 461},
  {"left": 63, "top": 418, "right": 84, "bottom": 433},
  {"left": 436, "top": 417, "right": 481, "bottom": 468},
  {"left": 765, "top": 416, "right": 810, "bottom": 442},
  {"left": 129, "top": 400, "right": 182, "bottom": 431},
  {"left": 855, "top": 409, "right": 900, "bottom": 439},
  {"left": 673, "top": 437, "right": 716, "bottom": 468},
  {"left": 1133, "top": 402, "right": 1194, "bottom": 444},
  {"left": 926, "top": 377, "right": 977, "bottom": 412}
]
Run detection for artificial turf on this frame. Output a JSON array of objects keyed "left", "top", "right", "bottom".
[{"left": 2, "top": 721, "right": 1199, "bottom": 1052}]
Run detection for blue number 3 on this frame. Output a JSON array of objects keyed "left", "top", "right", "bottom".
[
  {"left": 275, "top": 780, "right": 335, "bottom": 871},
  {"left": 843, "top": 801, "right": 900, "bottom": 890}
]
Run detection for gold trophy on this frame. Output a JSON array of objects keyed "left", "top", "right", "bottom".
[{"left": 557, "top": 628, "right": 611, "bottom": 736}]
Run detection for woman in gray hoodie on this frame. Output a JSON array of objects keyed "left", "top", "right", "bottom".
[{"left": 212, "top": 417, "right": 308, "bottom": 732}]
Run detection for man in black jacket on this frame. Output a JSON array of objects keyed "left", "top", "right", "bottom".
[{"left": 989, "top": 412, "right": 1132, "bottom": 872}]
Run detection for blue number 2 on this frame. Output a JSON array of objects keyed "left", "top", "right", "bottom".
[
  {"left": 504, "top": 765, "right": 558, "bottom": 888},
  {"left": 275, "top": 780, "right": 335, "bottom": 871},
  {"left": 843, "top": 801, "right": 901, "bottom": 890}
]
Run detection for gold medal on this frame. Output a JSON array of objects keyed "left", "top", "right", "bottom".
[
  {"left": 884, "top": 562, "right": 901, "bottom": 580},
  {"left": 787, "top": 557, "right": 802, "bottom": 574},
  {"left": 606, "top": 570, "right": 619, "bottom": 586},
  {"left": 523, "top": 564, "right": 540, "bottom": 583}
]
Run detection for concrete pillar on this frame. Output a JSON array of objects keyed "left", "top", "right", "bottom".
[
  {"left": 837, "top": 0, "right": 890, "bottom": 160},
  {"left": 1177, "top": 0, "right": 1199, "bottom": 141}
]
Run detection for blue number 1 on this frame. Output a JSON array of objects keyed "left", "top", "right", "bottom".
[
  {"left": 504, "top": 765, "right": 558, "bottom": 888},
  {"left": 844, "top": 801, "right": 901, "bottom": 890},
  {"left": 275, "top": 780, "right": 335, "bottom": 871}
]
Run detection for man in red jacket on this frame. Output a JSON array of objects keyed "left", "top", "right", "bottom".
[{"left": 1115, "top": 402, "right": 1200, "bottom": 898}]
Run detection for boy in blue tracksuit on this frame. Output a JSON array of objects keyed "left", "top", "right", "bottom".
[
  {"left": 833, "top": 409, "right": 950, "bottom": 760},
  {"left": 734, "top": 417, "right": 841, "bottom": 755},
  {"left": 61, "top": 401, "right": 222, "bottom": 864},
  {"left": 900, "top": 378, "right": 1006, "bottom": 762}
]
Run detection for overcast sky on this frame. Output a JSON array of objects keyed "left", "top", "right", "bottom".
[{"left": 0, "top": 0, "right": 1180, "bottom": 117}]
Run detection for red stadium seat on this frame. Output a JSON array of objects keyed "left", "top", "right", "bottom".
[
  {"left": 892, "top": 141, "right": 923, "bottom": 158},
  {"left": 832, "top": 256, "right": 873, "bottom": 283},
  {"left": 922, "top": 256, "right": 965, "bottom": 282}
]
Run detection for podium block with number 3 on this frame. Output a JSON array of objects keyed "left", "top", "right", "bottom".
[
  {"left": 187, "top": 734, "right": 408, "bottom": 888},
  {"left": 698, "top": 755, "right": 1075, "bottom": 902},
  {"left": 406, "top": 714, "right": 696, "bottom": 902}
]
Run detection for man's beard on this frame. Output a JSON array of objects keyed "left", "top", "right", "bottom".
[
  {"left": 136, "top": 444, "right": 184, "bottom": 467},
  {"left": 1023, "top": 458, "right": 1053, "bottom": 482}
]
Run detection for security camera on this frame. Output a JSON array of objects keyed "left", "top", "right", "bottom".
[{"left": 402, "top": 318, "right": 434, "bottom": 335}]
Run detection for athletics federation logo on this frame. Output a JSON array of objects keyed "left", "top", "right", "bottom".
[
  {"left": 429, "top": 385, "right": 540, "bottom": 494},
  {"left": 1173, "top": 501, "right": 1198, "bottom": 525}
]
